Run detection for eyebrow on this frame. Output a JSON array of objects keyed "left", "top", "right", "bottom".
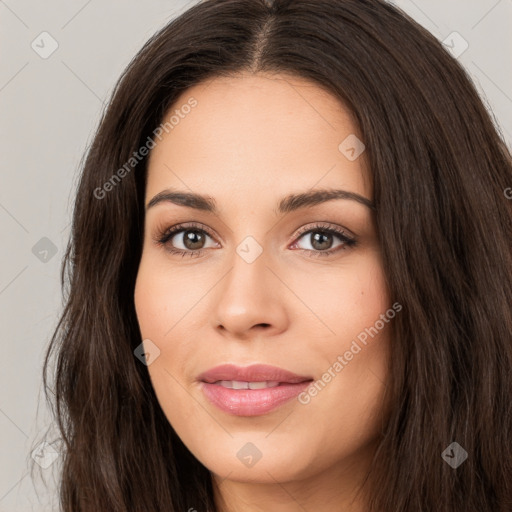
[{"left": 146, "top": 187, "right": 376, "bottom": 214}]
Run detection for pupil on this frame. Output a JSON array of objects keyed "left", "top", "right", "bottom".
[
  {"left": 184, "top": 230, "right": 204, "bottom": 250},
  {"left": 312, "top": 232, "right": 332, "bottom": 251}
]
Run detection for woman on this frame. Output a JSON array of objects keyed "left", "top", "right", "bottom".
[{"left": 40, "top": 0, "right": 512, "bottom": 510}]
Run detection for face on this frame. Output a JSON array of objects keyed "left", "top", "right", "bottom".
[{"left": 134, "top": 72, "right": 393, "bottom": 491}]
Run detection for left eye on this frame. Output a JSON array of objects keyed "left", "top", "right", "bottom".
[{"left": 291, "top": 228, "right": 356, "bottom": 253}]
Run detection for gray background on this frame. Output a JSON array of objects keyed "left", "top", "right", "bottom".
[{"left": 1, "top": 0, "right": 511, "bottom": 510}]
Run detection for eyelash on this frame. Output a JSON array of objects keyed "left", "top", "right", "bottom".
[{"left": 153, "top": 221, "right": 357, "bottom": 259}]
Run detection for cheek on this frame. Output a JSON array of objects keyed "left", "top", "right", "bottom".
[
  {"left": 134, "top": 267, "right": 200, "bottom": 423},
  {"left": 350, "top": 255, "right": 389, "bottom": 333},
  {"left": 298, "top": 255, "right": 392, "bottom": 429},
  {"left": 133, "top": 256, "right": 205, "bottom": 379},
  {"left": 291, "top": 252, "right": 390, "bottom": 343},
  {"left": 134, "top": 256, "right": 164, "bottom": 336},
  {"left": 134, "top": 255, "right": 205, "bottom": 338},
  {"left": 333, "top": 256, "right": 392, "bottom": 380},
  {"left": 134, "top": 268, "right": 183, "bottom": 371}
]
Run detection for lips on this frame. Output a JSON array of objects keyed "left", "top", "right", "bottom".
[
  {"left": 197, "top": 363, "right": 313, "bottom": 384},
  {"left": 198, "top": 364, "right": 314, "bottom": 416}
]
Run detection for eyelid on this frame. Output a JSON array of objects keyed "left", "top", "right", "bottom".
[
  {"left": 152, "top": 220, "right": 216, "bottom": 244},
  {"left": 292, "top": 221, "right": 356, "bottom": 241}
]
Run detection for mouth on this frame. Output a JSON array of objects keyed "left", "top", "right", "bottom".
[
  {"left": 197, "top": 363, "right": 313, "bottom": 384},
  {"left": 197, "top": 364, "right": 314, "bottom": 416},
  {"left": 213, "top": 380, "right": 282, "bottom": 389}
]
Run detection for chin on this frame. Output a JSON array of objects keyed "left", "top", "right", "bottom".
[{"left": 182, "top": 429, "right": 328, "bottom": 483}]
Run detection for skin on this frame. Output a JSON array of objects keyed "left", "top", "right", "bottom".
[{"left": 134, "top": 72, "right": 393, "bottom": 512}]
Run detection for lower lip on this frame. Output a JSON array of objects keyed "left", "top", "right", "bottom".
[{"left": 200, "top": 381, "right": 312, "bottom": 416}]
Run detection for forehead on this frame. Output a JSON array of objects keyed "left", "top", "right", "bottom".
[{"left": 145, "top": 72, "right": 371, "bottom": 212}]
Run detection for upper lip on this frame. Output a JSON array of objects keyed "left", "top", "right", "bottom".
[{"left": 198, "top": 364, "right": 313, "bottom": 384}]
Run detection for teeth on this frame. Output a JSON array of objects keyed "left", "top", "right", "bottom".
[
  {"left": 248, "top": 381, "right": 274, "bottom": 390},
  {"left": 216, "top": 380, "right": 280, "bottom": 389}
]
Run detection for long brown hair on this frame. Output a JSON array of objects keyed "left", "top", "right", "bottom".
[{"left": 38, "top": 0, "right": 512, "bottom": 510}]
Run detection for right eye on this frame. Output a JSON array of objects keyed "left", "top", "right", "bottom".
[{"left": 155, "top": 222, "right": 220, "bottom": 257}]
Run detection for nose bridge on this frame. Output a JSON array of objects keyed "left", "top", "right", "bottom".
[
  {"left": 221, "top": 238, "right": 272, "bottom": 311},
  {"left": 230, "top": 237, "right": 268, "bottom": 295},
  {"left": 212, "top": 235, "right": 287, "bottom": 335}
]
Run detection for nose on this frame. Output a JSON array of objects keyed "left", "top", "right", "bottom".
[{"left": 212, "top": 246, "right": 289, "bottom": 340}]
